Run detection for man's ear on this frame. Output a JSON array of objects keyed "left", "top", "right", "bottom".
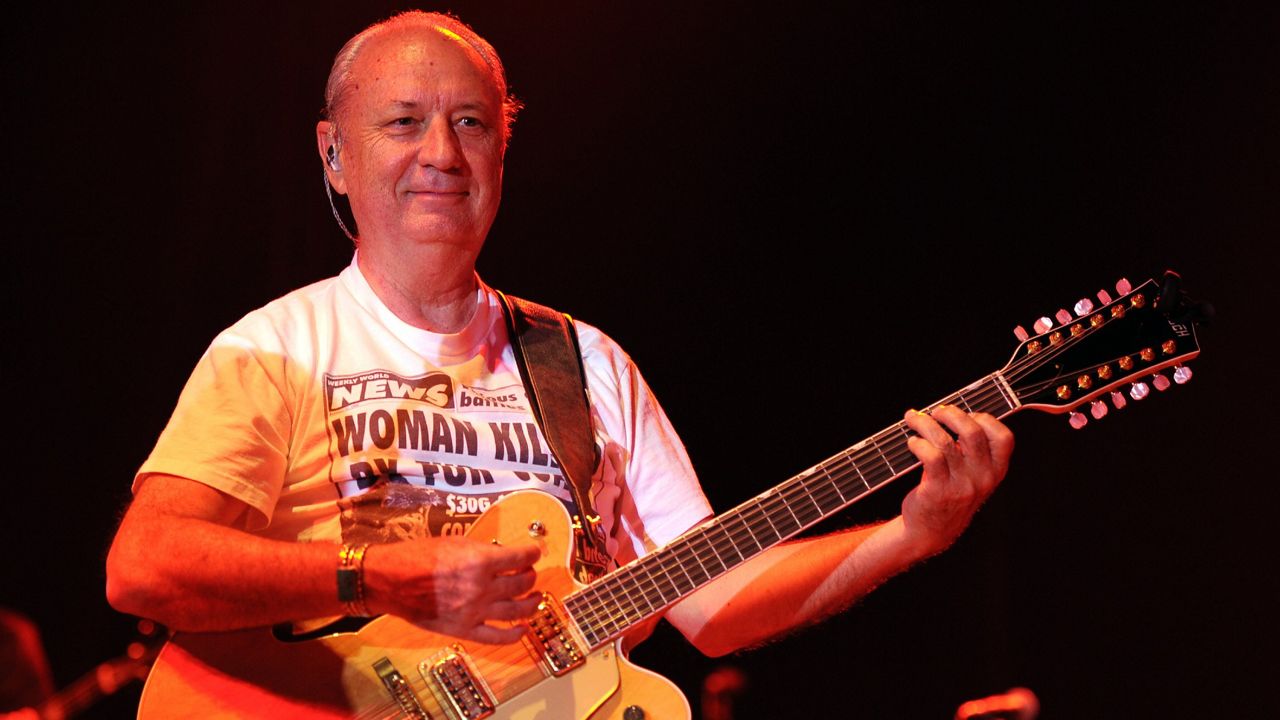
[{"left": 316, "top": 121, "right": 346, "bottom": 194}]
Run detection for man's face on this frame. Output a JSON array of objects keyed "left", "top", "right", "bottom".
[{"left": 325, "top": 26, "right": 505, "bottom": 254}]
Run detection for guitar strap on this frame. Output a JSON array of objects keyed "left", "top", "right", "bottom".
[{"left": 496, "top": 290, "right": 612, "bottom": 583}]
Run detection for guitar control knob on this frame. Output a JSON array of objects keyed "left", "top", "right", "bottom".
[
  {"left": 1097, "top": 289, "right": 1113, "bottom": 305},
  {"left": 1074, "top": 298, "right": 1095, "bottom": 316},
  {"left": 1069, "top": 412, "right": 1088, "bottom": 430},
  {"left": 1173, "top": 365, "right": 1193, "bottom": 384},
  {"left": 1129, "top": 381, "right": 1150, "bottom": 401},
  {"left": 1055, "top": 309, "right": 1073, "bottom": 325},
  {"left": 1090, "top": 400, "right": 1109, "bottom": 419},
  {"left": 1116, "top": 278, "right": 1132, "bottom": 295},
  {"left": 624, "top": 705, "right": 647, "bottom": 720},
  {"left": 1013, "top": 325, "right": 1030, "bottom": 342},
  {"left": 1033, "top": 317, "right": 1053, "bottom": 334},
  {"left": 1152, "top": 373, "right": 1171, "bottom": 392},
  {"left": 1110, "top": 391, "right": 1127, "bottom": 410}
]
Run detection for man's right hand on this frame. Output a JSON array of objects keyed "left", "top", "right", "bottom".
[{"left": 363, "top": 537, "right": 542, "bottom": 644}]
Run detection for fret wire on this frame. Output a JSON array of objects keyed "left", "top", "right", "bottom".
[
  {"left": 721, "top": 519, "right": 763, "bottom": 559},
  {"left": 794, "top": 471, "right": 825, "bottom": 516},
  {"left": 602, "top": 581, "right": 633, "bottom": 632},
  {"left": 571, "top": 586, "right": 607, "bottom": 638},
  {"left": 779, "top": 483, "right": 823, "bottom": 525},
  {"left": 683, "top": 536, "right": 715, "bottom": 584},
  {"left": 806, "top": 468, "right": 846, "bottom": 517},
  {"left": 745, "top": 499, "right": 782, "bottom": 545},
  {"left": 702, "top": 526, "right": 733, "bottom": 567},
  {"left": 696, "top": 530, "right": 729, "bottom": 574},
  {"left": 710, "top": 522, "right": 745, "bottom": 563},
  {"left": 651, "top": 554, "right": 689, "bottom": 600},
  {"left": 616, "top": 563, "right": 660, "bottom": 614},
  {"left": 667, "top": 540, "right": 699, "bottom": 592},
  {"left": 644, "top": 558, "right": 677, "bottom": 604},
  {"left": 843, "top": 448, "right": 872, "bottom": 491},
  {"left": 617, "top": 568, "right": 653, "bottom": 619},
  {"left": 782, "top": 477, "right": 824, "bottom": 515},
  {"left": 871, "top": 437, "right": 897, "bottom": 477},
  {"left": 831, "top": 461, "right": 869, "bottom": 501},
  {"left": 733, "top": 507, "right": 766, "bottom": 550},
  {"left": 596, "top": 589, "right": 623, "bottom": 636},
  {"left": 825, "top": 463, "right": 849, "bottom": 504},
  {"left": 614, "top": 566, "right": 661, "bottom": 618},
  {"left": 809, "top": 464, "right": 844, "bottom": 507},
  {"left": 715, "top": 512, "right": 758, "bottom": 556},
  {"left": 807, "top": 479, "right": 849, "bottom": 518},
  {"left": 757, "top": 486, "right": 798, "bottom": 532},
  {"left": 897, "top": 423, "right": 913, "bottom": 446}
]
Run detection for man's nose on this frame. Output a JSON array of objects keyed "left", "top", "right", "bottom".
[{"left": 417, "top": 115, "right": 465, "bottom": 171}]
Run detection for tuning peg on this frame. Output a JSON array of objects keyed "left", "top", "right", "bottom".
[
  {"left": 1090, "top": 400, "right": 1109, "bottom": 419},
  {"left": 1055, "top": 309, "right": 1073, "bottom": 325},
  {"left": 1068, "top": 411, "right": 1088, "bottom": 429},
  {"left": 1074, "top": 298, "right": 1095, "bottom": 316},
  {"left": 1129, "top": 381, "right": 1150, "bottom": 401},
  {"left": 1116, "top": 278, "right": 1132, "bottom": 295},
  {"left": 1097, "top": 289, "right": 1113, "bottom": 305},
  {"left": 1152, "top": 373, "right": 1171, "bottom": 392},
  {"left": 1014, "top": 325, "right": 1029, "bottom": 342},
  {"left": 1032, "top": 316, "right": 1053, "bottom": 334},
  {"left": 1173, "top": 365, "right": 1193, "bottom": 384},
  {"left": 1111, "top": 391, "right": 1127, "bottom": 409}
]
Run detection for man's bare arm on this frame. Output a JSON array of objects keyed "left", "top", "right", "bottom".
[
  {"left": 106, "top": 474, "right": 542, "bottom": 642},
  {"left": 666, "top": 406, "right": 1014, "bottom": 656}
]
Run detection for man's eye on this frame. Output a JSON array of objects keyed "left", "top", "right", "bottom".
[
  {"left": 390, "top": 117, "right": 417, "bottom": 128},
  {"left": 457, "top": 117, "right": 484, "bottom": 130}
]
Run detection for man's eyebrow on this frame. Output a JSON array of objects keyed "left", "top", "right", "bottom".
[{"left": 386, "top": 99, "right": 494, "bottom": 112}]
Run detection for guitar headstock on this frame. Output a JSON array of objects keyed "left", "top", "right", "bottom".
[{"left": 1002, "top": 271, "right": 1207, "bottom": 428}]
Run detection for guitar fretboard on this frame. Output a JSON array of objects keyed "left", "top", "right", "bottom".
[{"left": 563, "top": 373, "right": 1018, "bottom": 649}]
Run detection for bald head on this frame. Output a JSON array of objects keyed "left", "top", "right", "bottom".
[{"left": 323, "top": 11, "right": 521, "bottom": 145}]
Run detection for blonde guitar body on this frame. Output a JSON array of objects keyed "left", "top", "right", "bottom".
[{"left": 137, "top": 491, "right": 689, "bottom": 719}]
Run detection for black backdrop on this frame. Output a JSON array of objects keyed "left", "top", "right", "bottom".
[{"left": 4, "top": 2, "right": 1276, "bottom": 718}]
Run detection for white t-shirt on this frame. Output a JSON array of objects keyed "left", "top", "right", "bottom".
[{"left": 137, "top": 256, "right": 712, "bottom": 566}]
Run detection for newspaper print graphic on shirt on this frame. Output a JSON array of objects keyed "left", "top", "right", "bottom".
[{"left": 323, "top": 369, "right": 580, "bottom": 545}]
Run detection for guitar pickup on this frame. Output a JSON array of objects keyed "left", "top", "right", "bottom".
[
  {"left": 523, "top": 592, "right": 586, "bottom": 676},
  {"left": 421, "top": 646, "right": 496, "bottom": 720}
]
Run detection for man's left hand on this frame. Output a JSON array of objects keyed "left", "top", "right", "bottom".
[{"left": 901, "top": 405, "right": 1014, "bottom": 558}]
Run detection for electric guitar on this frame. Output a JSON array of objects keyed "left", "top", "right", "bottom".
[{"left": 137, "top": 273, "right": 1207, "bottom": 719}]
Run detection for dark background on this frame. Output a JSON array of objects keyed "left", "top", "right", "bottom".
[{"left": 4, "top": 1, "right": 1276, "bottom": 718}]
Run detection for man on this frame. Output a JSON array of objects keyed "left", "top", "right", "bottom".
[{"left": 108, "top": 7, "right": 1010, "bottom": 680}]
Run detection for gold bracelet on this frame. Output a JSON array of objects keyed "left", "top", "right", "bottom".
[{"left": 337, "top": 543, "right": 372, "bottom": 617}]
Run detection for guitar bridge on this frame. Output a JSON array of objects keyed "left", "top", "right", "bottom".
[
  {"left": 523, "top": 591, "right": 586, "bottom": 676},
  {"left": 374, "top": 657, "right": 432, "bottom": 719},
  {"left": 421, "top": 646, "right": 496, "bottom": 720}
]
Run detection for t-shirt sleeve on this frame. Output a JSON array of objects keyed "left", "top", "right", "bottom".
[
  {"left": 134, "top": 332, "right": 292, "bottom": 530},
  {"left": 578, "top": 323, "right": 712, "bottom": 562}
]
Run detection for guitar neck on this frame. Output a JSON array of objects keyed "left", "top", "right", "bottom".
[{"left": 564, "top": 372, "right": 1019, "bottom": 648}]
